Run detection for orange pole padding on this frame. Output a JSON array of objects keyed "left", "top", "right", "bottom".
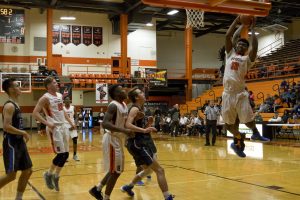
[
  {"left": 185, "top": 27, "right": 193, "bottom": 101},
  {"left": 47, "top": 8, "right": 53, "bottom": 70},
  {"left": 120, "top": 14, "right": 128, "bottom": 75},
  {"left": 142, "top": 0, "right": 271, "bottom": 17},
  {"left": 240, "top": 25, "right": 249, "bottom": 39}
]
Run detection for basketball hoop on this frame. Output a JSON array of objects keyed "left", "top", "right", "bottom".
[{"left": 186, "top": 9, "right": 205, "bottom": 29}]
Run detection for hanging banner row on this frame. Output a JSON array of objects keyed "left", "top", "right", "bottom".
[{"left": 52, "top": 24, "right": 103, "bottom": 46}]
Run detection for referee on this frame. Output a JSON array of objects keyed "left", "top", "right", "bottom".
[{"left": 204, "top": 100, "right": 220, "bottom": 146}]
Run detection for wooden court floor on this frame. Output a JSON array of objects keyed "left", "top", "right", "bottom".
[{"left": 1, "top": 129, "right": 300, "bottom": 200}]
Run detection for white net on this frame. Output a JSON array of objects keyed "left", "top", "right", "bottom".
[{"left": 186, "top": 9, "right": 205, "bottom": 29}]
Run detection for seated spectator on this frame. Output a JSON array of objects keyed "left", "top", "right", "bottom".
[
  {"left": 179, "top": 114, "right": 189, "bottom": 135},
  {"left": 268, "top": 112, "right": 282, "bottom": 123},
  {"left": 186, "top": 113, "right": 195, "bottom": 136},
  {"left": 265, "top": 94, "right": 274, "bottom": 107},
  {"left": 293, "top": 101, "right": 300, "bottom": 116},
  {"left": 258, "top": 102, "right": 271, "bottom": 113},
  {"left": 193, "top": 115, "right": 205, "bottom": 136},
  {"left": 281, "top": 109, "right": 291, "bottom": 123},
  {"left": 280, "top": 79, "right": 289, "bottom": 90},
  {"left": 273, "top": 95, "right": 283, "bottom": 112},
  {"left": 280, "top": 89, "right": 292, "bottom": 108}
]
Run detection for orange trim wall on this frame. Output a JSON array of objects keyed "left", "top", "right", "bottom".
[{"left": 0, "top": 55, "right": 156, "bottom": 67}]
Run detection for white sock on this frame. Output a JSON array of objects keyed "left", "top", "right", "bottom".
[
  {"left": 96, "top": 183, "right": 103, "bottom": 191},
  {"left": 104, "top": 194, "right": 110, "bottom": 200},
  {"left": 163, "top": 191, "right": 171, "bottom": 199},
  {"left": 15, "top": 191, "right": 23, "bottom": 200}
]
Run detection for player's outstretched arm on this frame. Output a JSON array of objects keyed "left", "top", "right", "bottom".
[
  {"left": 248, "top": 20, "right": 258, "bottom": 62},
  {"left": 225, "top": 16, "right": 240, "bottom": 53}
]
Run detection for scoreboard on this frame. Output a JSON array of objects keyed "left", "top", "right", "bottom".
[{"left": 0, "top": 8, "right": 25, "bottom": 44}]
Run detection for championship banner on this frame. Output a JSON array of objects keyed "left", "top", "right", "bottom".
[
  {"left": 60, "top": 83, "right": 72, "bottom": 100},
  {"left": 52, "top": 24, "right": 60, "bottom": 44},
  {"left": 93, "top": 27, "right": 103, "bottom": 46},
  {"left": 83, "top": 26, "right": 92, "bottom": 46},
  {"left": 72, "top": 25, "right": 81, "bottom": 46},
  {"left": 96, "top": 83, "right": 108, "bottom": 103},
  {"left": 145, "top": 68, "right": 167, "bottom": 88},
  {"left": 61, "top": 25, "right": 71, "bottom": 45},
  {"left": 0, "top": 8, "right": 25, "bottom": 44}
]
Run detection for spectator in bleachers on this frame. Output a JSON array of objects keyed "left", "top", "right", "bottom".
[
  {"left": 169, "top": 104, "right": 180, "bottom": 137},
  {"left": 280, "top": 79, "right": 289, "bottom": 90},
  {"left": 179, "top": 114, "right": 188, "bottom": 135},
  {"left": 192, "top": 115, "right": 204, "bottom": 136},
  {"left": 280, "top": 89, "right": 292, "bottom": 108},
  {"left": 258, "top": 64, "right": 267, "bottom": 78},
  {"left": 293, "top": 101, "right": 300, "bottom": 116},
  {"left": 265, "top": 94, "right": 274, "bottom": 107},
  {"left": 290, "top": 89, "right": 297, "bottom": 108},
  {"left": 258, "top": 102, "right": 271, "bottom": 113},
  {"left": 268, "top": 112, "right": 282, "bottom": 123},
  {"left": 186, "top": 113, "right": 195, "bottom": 136},
  {"left": 273, "top": 95, "right": 283, "bottom": 112},
  {"left": 281, "top": 109, "right": 291, "bottom": 123}
]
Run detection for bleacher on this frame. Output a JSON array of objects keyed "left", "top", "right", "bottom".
[{"left": 181, "top": 77, "right": 300, "bottom": 121}]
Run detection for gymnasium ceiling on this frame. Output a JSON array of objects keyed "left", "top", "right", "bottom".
[{"left": 0, "top": 0, "right": 300, "bottom": 37}]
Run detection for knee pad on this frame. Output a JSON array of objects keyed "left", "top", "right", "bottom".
[
  {"left": 72, "top": 137, "right": 78, "bottom": 145},
  {"left": 53, "top": 152, "right": 69, "bottom": 167},
  {"left": 53, "top": 153, "right": 64, "bottom": 166}
]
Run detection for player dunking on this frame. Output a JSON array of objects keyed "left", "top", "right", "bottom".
[
  {"left": 89, "top": 84, "right": 133, "bottom": 200},
  {"left": 33, "top": 76, "right": 76, "bottom": 191},
  {"left": 63, "top": 97, "right": 80, "bottom": 161},
  {"left": 222, "top": 16, "right": 269, "bottom": 158},
  {"left": 0, "top": 78, "right": 32, "bottom": 200},
  {"left": 121, "top": 87, "right": 174, "bottom": 200}
]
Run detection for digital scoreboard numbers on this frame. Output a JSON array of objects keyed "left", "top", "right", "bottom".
[{"left": 0, "top": 8, "right": 25, "bottom": 44}]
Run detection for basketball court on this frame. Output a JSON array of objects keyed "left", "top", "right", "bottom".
[
  {"left": 0, "top": 132, "right": 300, "bottom": 200},
  {"left": 1, "top": 0, "right": 300, "bottom": 199}
]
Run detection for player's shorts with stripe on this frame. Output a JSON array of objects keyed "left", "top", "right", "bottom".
[
  {"left": 222, "top": 90, "right": 254, "bottom": 125},
  {"left": 126, "top": 138, "right": 154, "bottom": 166},
  {"left": 3, "top": 135, "right": 32, "bottom": 174},
  {"left": 46, "top": 124, "right": 69, "bottom": 153},
  {"left": 102, "top": 132, "right": 125, "bottom": 174}
]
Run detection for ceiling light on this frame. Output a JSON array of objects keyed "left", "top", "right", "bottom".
[
  {"left": 60, "top": 16, "right": 76, "bottom": 20},
  {"left": 248, "top": 32, "right": 259, "bottom": 35},
  {"left": 146, "top": 23, "right": 153, "bottom": 27},
  {"left": 167, "top": 9, "right": 179, "bottom": 15}
]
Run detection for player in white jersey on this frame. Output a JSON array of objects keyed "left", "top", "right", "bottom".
[
  {"left": 63, "top": 97, "right": 80, "bottom": 161},
  {"left": 222, "top": 16, "right": 269, "bottom": 158},
  {"left": 89, "top": 84, "right": 133, "bottom": 200},
  {"left": 33, "top": 76, "right": 76, "bottom": 191}
]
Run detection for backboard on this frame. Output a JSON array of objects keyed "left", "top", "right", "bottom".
[
  {"left": 142, "top": 0, "right": 271, "bottom": 16},
  {"left": 0, "top": 73, "right": 32, "bottom": 93}
]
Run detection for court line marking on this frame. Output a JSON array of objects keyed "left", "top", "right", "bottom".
[{"left": 164, "top": 164, "right": 300, "bottom": 196}]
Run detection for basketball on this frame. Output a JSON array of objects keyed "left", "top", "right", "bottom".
[{"left": 239, "top": 15, "right": 254, "bottom": 25}]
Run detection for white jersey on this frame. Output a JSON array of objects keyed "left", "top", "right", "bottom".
[
  {"left": 43, "top": 92, "right": 65, "bottom": 125},
  {"left": 107, "top": 100, "right": 128, "bottom": 137},
  {"left": 64, "top": 105, "right": 75, "bottom": 127},
  {"left": 223, "top": 49, "right": 253, "bottom": 93}
]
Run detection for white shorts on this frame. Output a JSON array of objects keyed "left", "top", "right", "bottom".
[
  {"left": 221, "top": 90, "right": 254, "bottom": 125},
  {"left": 66, "top": 127, "right": 78, "bottom": 139},
  {"left": 46, "top": 125, "right": 69, "bottom": 154},
  {"left": 102, "top": 132, "right": 125, "bottom": 174}
]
